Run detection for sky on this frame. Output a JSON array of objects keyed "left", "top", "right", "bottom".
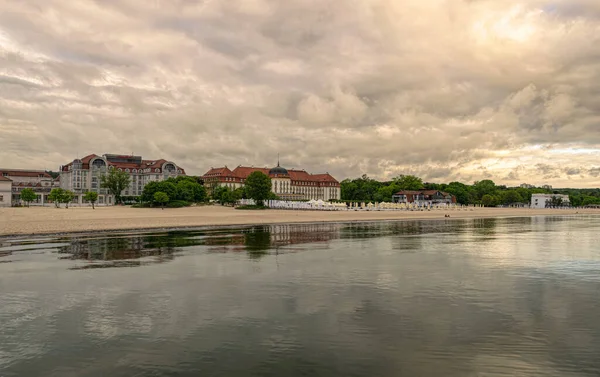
[{"left": 0, "top": 0, "right": 599, "bottom": 187}]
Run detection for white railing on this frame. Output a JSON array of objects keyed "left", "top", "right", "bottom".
[{"left": 238, "top": 199, "right": 484, "bottom": 211}]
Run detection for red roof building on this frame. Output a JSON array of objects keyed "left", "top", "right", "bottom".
[
  {"left": 0, "top": 169, "right": 60, "bottom": 206},
  {"left": 60, "top": 154, "right": 186, "bottom": 204},
  {"left": 392, "top": 190, "right": 456, "bottom": 205},
  {"left": 202, "top": 162, "right": 340, "bottom": 201}
]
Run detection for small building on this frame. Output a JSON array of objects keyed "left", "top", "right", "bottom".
[
  {"left": 0, "top": 176, "right": 12, "bottom": 207},
  {"left": 392, "top": 190, "right": 456, "bottom": 205},
  {"left": 530, "top": 193, "right": 570, "bottom": 208},
  {"left": 0, "top": 169, "right": 59, "bottom": 206}
]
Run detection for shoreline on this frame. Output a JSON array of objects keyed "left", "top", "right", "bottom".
[{"left": 1, "top": 205, "right": 599, "bottom": 239}]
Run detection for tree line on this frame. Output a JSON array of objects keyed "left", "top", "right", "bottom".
[{"left": 340, "top": 175, "right": 600, "bottom": 207}]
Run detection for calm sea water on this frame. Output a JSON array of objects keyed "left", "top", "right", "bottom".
[{"left": 1, "top": 216, "right": 600, "bottom": 377}]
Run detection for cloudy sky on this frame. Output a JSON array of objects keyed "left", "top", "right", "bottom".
[{"left": 1, "top": 0, "right": 599, "bottom": 187}]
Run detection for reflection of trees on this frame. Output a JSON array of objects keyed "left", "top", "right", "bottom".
[
  {"left": 244, "top": 227, "right": 271, "bottom": 259},
  {"left": 56, "top": 220, "right": 507, "bottom": 267},
  {"left": 471, "top": 218, "right": 498, "bottom": 238},
  {"left": 57, "top": 232, "right": 200, "bottom": 269}
]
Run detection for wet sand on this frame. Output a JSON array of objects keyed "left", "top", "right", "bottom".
[{"left": 0, "top": 205, "right": 597, "bottom": 237}]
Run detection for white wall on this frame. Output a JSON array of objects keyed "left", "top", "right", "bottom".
[
  {"left": 0, "top": 181, "right": 11, "bottom": 207},
  {"left": 530, "top": 194, "right": 570, "bottom": 208}
]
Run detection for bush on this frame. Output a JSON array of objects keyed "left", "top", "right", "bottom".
[
  {"left": 131, "top": 203, "right": 152, "bottom": 208},
  {"left": 235, "top": 205, "right": 268, "bottom": 210},
  {"left": 166, "top": 200, "right": 191, "bottom": 208}
]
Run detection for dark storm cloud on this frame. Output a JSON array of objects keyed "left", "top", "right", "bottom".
[{"left": 0, "top": 0, "right": 599, "bottom": 187}]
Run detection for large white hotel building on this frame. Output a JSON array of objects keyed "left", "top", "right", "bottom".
[
  {"left": 60, "top": 154, "right": 185, "bottom": 205},
  {"left": 202, "top": 162, "right": 341, "bottom": 201}
]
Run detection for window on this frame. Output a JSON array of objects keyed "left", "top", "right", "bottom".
[{"left": 0, "top": 195, "right": 3, "bottom": 202}]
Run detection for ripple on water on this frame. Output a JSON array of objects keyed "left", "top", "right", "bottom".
[{"left": 1, "top": 217, "right": 600, "bottom": 376}]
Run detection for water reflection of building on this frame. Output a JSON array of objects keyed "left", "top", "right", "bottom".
[
  {"left": 204, "top": 224, "right": 342, "bottom": 253},
  {"left": 268, "top": 224, "right": 341, "bottom": 247},
  {"left": 59, "top": 235, "right": 178, "bottom": 269}
]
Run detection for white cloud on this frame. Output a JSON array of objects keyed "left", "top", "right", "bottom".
[{"left": 1, "top": 0, "right": 600, "bottom": 187}]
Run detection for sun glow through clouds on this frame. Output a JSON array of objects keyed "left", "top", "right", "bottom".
[{"left": 473, "top": 5, "right": 541, "bottom": 44}]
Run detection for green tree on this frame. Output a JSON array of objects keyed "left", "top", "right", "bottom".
[
  {"left": 234, "top": 187, "right": 246, "bottom": 200},
  {"left": 176, "top": 180, "right": 206, "bottom": 202},
  {"left": 374, "top": 185, "right": 396, "bottom": 202},
  {"left": 501, "top": 190, "right": 524, "bottom": 205},
  {"left": 245, "top": 171, "right": 271, "bottom": 206},
  {"left": 473, "top": 180, "right": 496, "bottom": 200},
  {"left": 582, "top": 196, "right": 600, "bottom": 206},
  {"left": 445, "top": 182, "right": 471, "bottom": 205},
  {"left": 154, "top": 191, "right": 169, "bottom": 209},
  {"left": 340, "top": 175, "right": 382, "bottom": 201},
  {"left": 84, "top": 191, "right": 99, "bottom": 209},
  {"left": 549, "top": 196, "right": 564, "bottom": 207},
  {"left": 481, "top": 194, "right": 496, "bottom": 207},
  {"left": 20, "top": 188, "right": 37, "bottom": 207},
  {"left": 48, "top": 188, "right": 64, "bottom": 208},
  {"left": 212, "top": 185, "right": 229, "bottom": 204},
  {"left": 61, "top": 190, "right": 75, "bottom": 209},
  {"left": 100, "top": 168, "right": 131, "bottom": 204},
  {"left": 393, "top": 175, "right": 424, "bottom": 190},
  {"left": 141, "top": 181, "right": 177, "bottom": 203}
]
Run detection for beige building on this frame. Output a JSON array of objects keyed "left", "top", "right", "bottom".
[
  {"left": 0, "top": 176, "right": 11, "bottom": 207},
  {"left": 202, "top": 162, "right": 341, "bottom": 201},
  {"left": 0, "top": 169, "right": 58, "bottom": 206},
  {"left": 60, "top": 153, "right": 186, "bottom": 205}
]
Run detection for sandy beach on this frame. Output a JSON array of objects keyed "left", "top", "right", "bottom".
[{"left": 1, "top": 205, "right": 598, "bottom": 237}]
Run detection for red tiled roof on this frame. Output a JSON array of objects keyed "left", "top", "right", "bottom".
[
  {"left": 0, "top": 176, "right": 12, "bottom": 182},
  {"left": 14, "top": 182, "right": 44, "bottom": 187},
  {"left": 203, "top": 165, "right": 340, "bottom": 186},
  {"left": 204, "top": 167, "right": 235, "bottom": 177},
  {"left": 62, "top": 155, "right": 185, "bottom": 174},
  {"left": 394, "top": 190, "right": 454, "bottom": 197},
  {"left": 62, "top": 154, "right": 98, "bottom": 171},
  {"left": 310, "top": 173, "right": 339, "bottom": 183},
  {"left": 394, "top": 190, "right": 422, "bottom": 195},
  {"left": 288, "top": 170, "right": 312, "bottom": 181},
  {"left": 0, "top": 169, "right": 51, "bottom": 178},
  {"left": 231, "top": 166, "right": 270, "bottom": 179}
]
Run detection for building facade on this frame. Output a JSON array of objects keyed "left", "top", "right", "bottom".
[
  {"left": 392, "top": 190, "right": 456, "bottom": 205},
  {"left": 202, "top": 162, "right": 341, "bottom": 201},
  {"left": 0, "top": 176, "right": 11, "bottom": 207},
  {"left": 0, "top": 169, "right": 59, "bottom": 206},
  {"left": 530, "top": 194, "right": 570, "bottom": 208},
  {"left": 60, "top": 154, "right": 185, "bottom": 205}
]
